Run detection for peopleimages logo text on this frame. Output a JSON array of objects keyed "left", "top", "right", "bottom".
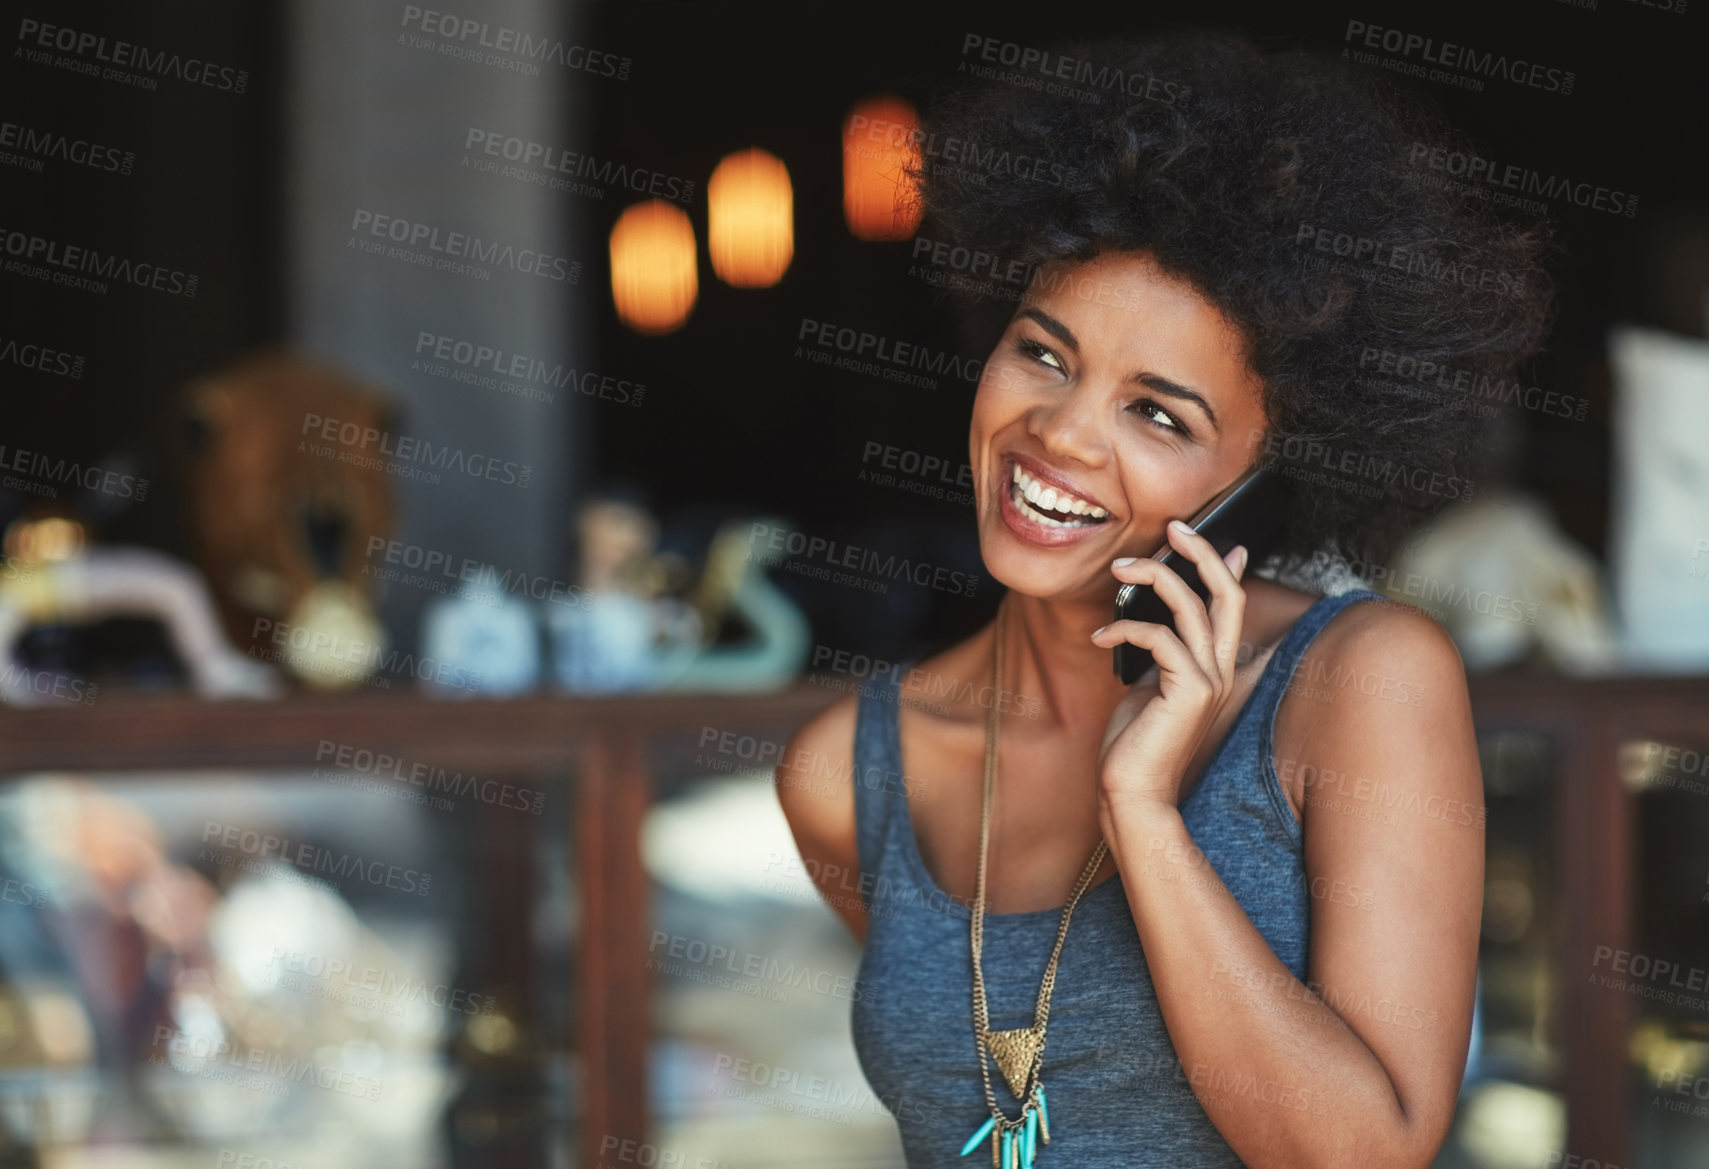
[
  {"left": 398, "top": 6, "right": 631, "bottom": 79},
  {"left": 1344, "top": 21, "right": 1574, "bottom": 94},
  {"left": 15, "top": 18, "right": 249, "bottom": 92},
  {"left": 0, "top": 226, "right": 197, "bottom": 297},
  {"left": 349, "top": 210, "right": 579, "bottom": 284},
  {"left": 0, "top": 121, "right": 134, "bottom": 174}
]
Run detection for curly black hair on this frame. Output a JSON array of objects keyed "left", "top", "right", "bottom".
[{"left": 906, "top": 30, "right": 1556, "bottom": 582}]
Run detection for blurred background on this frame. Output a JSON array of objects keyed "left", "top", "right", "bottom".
[{"left": 2, "top": 0, "right": 1708, "bottom": 1166}]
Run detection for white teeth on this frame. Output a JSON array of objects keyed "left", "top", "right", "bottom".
[{"left": 1007, "top": 462, "right": 1108, "bottom": 527}]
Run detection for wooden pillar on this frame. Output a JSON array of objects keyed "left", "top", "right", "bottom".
[
  {"left": 1561, "top": 710, "right": 1628, "bottom": 1164},
  {"left": 575, "top": 731, "right": 652, "bottom": 1168}
]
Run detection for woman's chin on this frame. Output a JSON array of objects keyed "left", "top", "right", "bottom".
[
  {"left": 973, "top": 498, "right": 1130, "bottom": 604},
  {"left": 977, "top": 545, "right": 1122, "bottom": 607}
]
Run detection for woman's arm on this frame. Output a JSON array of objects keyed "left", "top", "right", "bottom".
[
  {"left": 1109, "top": 607, "right": 1481, "bottom": 1169},
  {"left": 774, "top": 694, "right": 869, "bottom": 944}
]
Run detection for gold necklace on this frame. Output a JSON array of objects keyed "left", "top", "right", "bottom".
[{"left": 962, "top": 597, "right": 1109, "bottom": 1167}]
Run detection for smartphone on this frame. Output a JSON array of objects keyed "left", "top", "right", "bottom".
[{"left": 1113, "top": 467, "right": 1291, "bottom": 685}]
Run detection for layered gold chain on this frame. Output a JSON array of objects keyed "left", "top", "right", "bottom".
[{"left": 965, "top": 596, "right": 1109, "bottom": 1165}]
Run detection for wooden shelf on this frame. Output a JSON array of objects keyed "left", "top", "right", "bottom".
[
  {"left": 0, "top": 669, "right": 1703, "bottom": 771},
  {"left": 0, "top": 683, "right": 840, "bottom": 772}
]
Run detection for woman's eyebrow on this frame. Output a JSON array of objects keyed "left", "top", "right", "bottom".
[
  {"left": 1017, "top": 307, "right": 1078, "bottom": 353},
  {"left": 1017, "top": 306, "right": 1221, "bottom": 434},
  {"left": 1132, "top": 373, "right": 1219, "bottom": 434}
]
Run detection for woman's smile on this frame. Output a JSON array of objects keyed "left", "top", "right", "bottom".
[{"left": 998, "top": 452, "right": 1117, "bottom": 548}]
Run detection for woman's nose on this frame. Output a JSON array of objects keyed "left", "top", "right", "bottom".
[{"left": 1028, "top": 385, "right": 1107, "bottom": 468}]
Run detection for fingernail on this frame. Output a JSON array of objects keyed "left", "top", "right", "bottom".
[
  {"left": 1111, "top": 557, "right": 1136, "bottom": 568},
  {"left": 1169, "top": 520, "right": 1192, "bottom": 534},
  {"left": 1090, "top": 625, "right": 1107, "bottom": 638}
]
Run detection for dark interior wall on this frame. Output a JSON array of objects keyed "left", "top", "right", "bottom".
[{"left": 2, "top": 0, "right": 285, "bottom": 555}]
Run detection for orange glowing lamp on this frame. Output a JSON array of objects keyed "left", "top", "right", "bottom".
[
  {"left": 708, "top": 147, "right": 793, "bottom": 288},
  {"left": 609, "top": 199, "right": 698, "bottom": 334},
  {"left": 842, "top": 95, "right": 923, "bottom": 241}
]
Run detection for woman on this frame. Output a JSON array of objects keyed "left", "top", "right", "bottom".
[{"left": 776, "top": 31, "right": 1551, "bottom": 1169}]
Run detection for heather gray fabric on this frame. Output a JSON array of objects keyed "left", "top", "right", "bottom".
[{"left": 848, "top": 589, "right": 1385, "bottom": 1166}]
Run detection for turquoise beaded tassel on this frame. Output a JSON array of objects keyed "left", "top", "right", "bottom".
[
  {"left": 959, "top": 1083, "right": 1054, "bottom": 1165},
  {"left": 959, "top": 1116, "right": 996, "bottom": 1157}
]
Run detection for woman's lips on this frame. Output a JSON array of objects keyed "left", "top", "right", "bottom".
[
  {"left": 997, "top": 458, "right": 1112, "bottom": 547},
  {"left": 1007, "top": 453, "right": 1112, "bottom": 516}
]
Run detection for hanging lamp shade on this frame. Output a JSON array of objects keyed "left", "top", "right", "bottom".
[
  {"left": 609, "top": 199, "right": 698, "bottom": 334},
  {"left": 842, "top": 95, "right": 923, "bottom": 241},
  {"left": 708, "top": 147, "right": 793, "bottom": 288}
]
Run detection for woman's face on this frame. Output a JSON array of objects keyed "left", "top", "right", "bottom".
[{"left": 969, "top": 250, "right": 1269, "bottom": 604}]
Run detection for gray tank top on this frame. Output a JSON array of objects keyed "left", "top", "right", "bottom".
[{"left": 849, "top": 588, "right": 1385, "bottom": 1167}]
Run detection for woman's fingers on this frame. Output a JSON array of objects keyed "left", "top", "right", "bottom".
[
  {"left": 1162, "top": 520, "right": 1248, "bottom": 683},
  {"left": 1108, "top": 554, "right": 1216, "bottom": 670},
  {"left": 1089, "top": 618, "right": 1211, "bottom": 698}
]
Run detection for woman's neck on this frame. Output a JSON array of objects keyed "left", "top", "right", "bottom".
[
  {"left": 988, "top": 578, "right": 1293, "bottom": 736},
  {"left": 992, "top": 589, "right": 1135, "bottom": 736}
]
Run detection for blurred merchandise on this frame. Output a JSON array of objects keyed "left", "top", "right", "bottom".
[
  {"left": 1388, "top": 493, "right": 1619, "bottom": 674},
  {"left": 0, "top": 520, "right": 280, "bottom": 706},
  {"left": 549, "top": 592, "right": 700, "bottom": 694},
  {"left": 277, "top": 579, "right": 389, "bottom": 690},
  {"left": 549, "top": 494, "right": 700, "bottom": 693},
  {"left": 548, "top": 503, "right": 812, "bottom": 695},
  {"left": 419, "top": 578, "right": 542, "bottom": 698},
  {"left": 0, "top": 773, "right": 465, "bottom": 1164},
  {"left": 180, "top": 347, "right": 400, "bottom": 689},
  {"left": 1455, "top": 1080, "right": 1565, "bottom": 1169},
  {"left": 1607, "top": 325, "right": 1709, "bottom": 670},
  {"left": 659, "top": 516, "right": 810, "bottom": 692}
]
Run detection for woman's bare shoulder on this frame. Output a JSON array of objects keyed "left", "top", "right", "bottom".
[
  {"left": 1310, "top": 590, "right": 1466, "bottom": 686},
  {"left": 775, "top": 691, "right": 860, "bottom": 832},
  {"left": 773, "top": 691, "right": 867, "bottom": 938}
]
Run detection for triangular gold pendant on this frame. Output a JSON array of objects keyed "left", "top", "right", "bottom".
[{"left": 983, "top": 1026, "right": 1042, "bottom": 1098}]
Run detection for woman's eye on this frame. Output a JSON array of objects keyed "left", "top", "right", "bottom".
[
  {"left": 1131, "top": 399, "right": 1187, "bottom": 436},
  {"left": 1016, "top": 337, "right": 1064, "bottom": 371}
]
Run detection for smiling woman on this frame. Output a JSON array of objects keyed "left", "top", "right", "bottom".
[{"left": 775, "top": 29, "right": 1553, "bottom": 1169}]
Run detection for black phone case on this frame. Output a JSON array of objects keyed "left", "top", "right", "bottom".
[{"left": 1114, "top": 469, "right": 1292, "bottom": 685}]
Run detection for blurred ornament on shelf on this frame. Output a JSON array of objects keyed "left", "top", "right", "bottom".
[
  {"left": 549, "top": 591, "right": 701, "bottom": 694},
  {"left": 1386, "top": 492, "right": 1618, "bottom": 674},
  {"left": 179, "top": 346, "right": 400, "bottom": 689},
  {"left": 276, "top": 578, "right": 386, "bottom": 689},
  {"left": 842, "top": 95, "right": 923, "bottom": 241},
  {"left": 1607, "top": 324, "right": 1709, "bottom": 670},
  {"left": 609, "top": 199, "right": 698, "bottom": 335},
  {"left": 420, "top": 575, "right": 542, "bottom": 698},
  {"left": 709, "top": 147, "right": 793, "bottom": 288},
  {"left": 0, "top": 521, "right": 280, "bottom": 705},
  {"left": 658, "top": 515, "right": 810, "bottom": 692},
  {"left": 548, "top": 493, "right": 700, "bottom": 693}
]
